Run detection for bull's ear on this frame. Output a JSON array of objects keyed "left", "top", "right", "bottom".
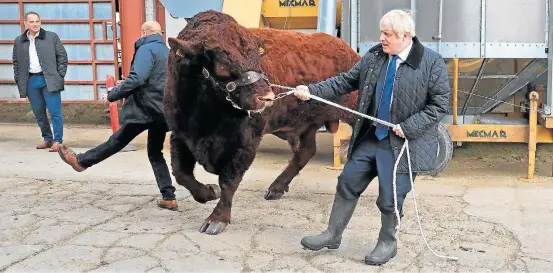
[
  {"left": 168, "top": 37, "right": 201, "bottom": 57},
  {"left": 259, "top": 39, "right": 275, "bottom": 56}
]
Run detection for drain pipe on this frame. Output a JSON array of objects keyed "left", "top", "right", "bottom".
[
  {"left": 317, "top": 0, "right": 337, "bottom": 35},
  {"left": 145, "top": 0, "right": 156, "bottom": 21},
  {"left": 410, "top": 0, "right": 417, "bottom": 23},
  {"left": 432, "top": 0, "right": 443, "bottom": 54},
  {"left": 350, "top": 0, "right": 358, "bottom": 51}
]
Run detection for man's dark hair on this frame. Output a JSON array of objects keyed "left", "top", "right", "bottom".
[{"left": 24, "top": 11, "right": 40, "bottom": 21}]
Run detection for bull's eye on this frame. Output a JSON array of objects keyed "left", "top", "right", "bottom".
[
  {"left": 176, "top": 49, "right": 183, "bottom": 57},
  {"left": 214, "top": 63, "right": 231, "bottom": 78}
]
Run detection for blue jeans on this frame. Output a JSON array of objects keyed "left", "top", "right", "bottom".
[
  {"left": 27, "top": 75, "right": 63, "bottom": 143},
  {"left": 336, "top": 133, "right": 416, "bottom": 215}
]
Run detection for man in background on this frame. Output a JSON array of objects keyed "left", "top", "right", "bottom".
[
  {"left": 12, "top": 11, "right": 68, "bottom": 152},
  {"left": 57, "top": 21, "right": 178, "bottom": 211}
]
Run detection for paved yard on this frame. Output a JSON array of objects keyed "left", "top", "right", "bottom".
[{"left": 1, "top": 123, "right": 552, "bottom": 272}]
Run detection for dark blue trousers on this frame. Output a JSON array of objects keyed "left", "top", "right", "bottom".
[
  {"left": 336, "top": 135, "right": 416, "bottom": 215},
  {"left": 26, "top": 75, "right": 63, "bottom": 143}
]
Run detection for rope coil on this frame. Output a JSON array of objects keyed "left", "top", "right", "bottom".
[{"left": 270, "top": 83, "right": 459, "bottom": 261}]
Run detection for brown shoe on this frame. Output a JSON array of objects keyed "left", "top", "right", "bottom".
[
  {"left": 49, "top": 142, "right": 61, "bottom": 152},
  {"left": 57, "top": 144, "right": 86, "bottom": 172},
  {"left": 37, "top": 141, "right": 53, "bottom": 149},
  {"left": 157, "top": 199, "right": 178, "bottom": 211}
]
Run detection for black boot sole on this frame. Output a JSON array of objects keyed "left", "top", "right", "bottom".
[
  {"left": 301, "top": 242, "right": 340, "bottom": 251},
  {"left": 364, "top": 250, "right": 397, "bottom": 266}
]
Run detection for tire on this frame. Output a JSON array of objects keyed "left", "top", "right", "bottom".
[
  {"left": 338, "top": 123, "right": 454, "bottom": 175},
  {"left": 432, "top": 122, "right": 454, "bottom": 176}
]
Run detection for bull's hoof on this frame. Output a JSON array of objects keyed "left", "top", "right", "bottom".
[
  {"left": 199, "top": 220, "right": 228, "bottom": 235},
  {"left": 207, "top": 184, "right": 221, "bottom": 200},
  {"left": 264, "top": 189, "right": 285, "bottom": 200}
]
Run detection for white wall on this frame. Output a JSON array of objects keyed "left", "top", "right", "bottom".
[{"left": 164, "top": 9, "right": 187, "bottom": 45}]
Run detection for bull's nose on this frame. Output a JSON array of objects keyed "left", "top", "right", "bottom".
[{"left": 260, "top": 92, "right": 276, "bottom": 101}]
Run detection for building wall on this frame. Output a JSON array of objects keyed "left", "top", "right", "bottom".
[{"left": 0, "top": 1, "right": 119, "bottom": 102}]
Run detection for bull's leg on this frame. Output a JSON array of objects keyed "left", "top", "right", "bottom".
[
  {"left": 199, "top": 148, "right": 255, "bottom": 235},
  {"left": 265, "top": 125, "right": 318, "bottom": 200},
  {"left": 199, "top": 176, "right": 241, "bottom": 235},
  {"left": 170, "top": 133, "right": 221, "bottom": 203}
]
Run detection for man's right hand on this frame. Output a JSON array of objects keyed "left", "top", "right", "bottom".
[
  {"left": 293, "top": 85, "right": 311, "bottom": 101},
  {"left": 116, "top": 76, "right": 126, "bottom": 86}
]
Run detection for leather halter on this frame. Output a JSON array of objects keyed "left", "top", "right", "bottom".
[{"left": 201, "top": 67, "right": 270, "bottom": 115}]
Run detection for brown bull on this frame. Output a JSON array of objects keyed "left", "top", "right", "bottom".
[{"left": 165, "top": 10, "right": 360, "bottom": 235}]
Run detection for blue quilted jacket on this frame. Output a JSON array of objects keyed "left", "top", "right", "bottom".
[{"left": 308, "top": 36, "right": 450, "bottom": 174}]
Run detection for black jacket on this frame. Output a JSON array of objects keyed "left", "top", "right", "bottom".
[
  {"left": 12, "top": 28, "right": 68, "bottom": 98},
  {"left": 108, "top": 34, "right": 169, "bottom": 127},
  {"left": 308, "top": 37, "right": 450, "bottom": 174}
]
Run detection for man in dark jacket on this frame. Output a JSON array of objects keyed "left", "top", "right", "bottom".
[
  {"left": 12, "top": 11, "right": 68, "bottom": 152},
  {"left": 294, "top": 10, "right": 450, "bottom": 265},
  {"left": 57, "top": 21, "right": 178, "bottom": 211}
]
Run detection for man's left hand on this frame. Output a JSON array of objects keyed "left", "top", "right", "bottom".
[{"left": 393, "top": 124, "right": 405, "bottom": 138}]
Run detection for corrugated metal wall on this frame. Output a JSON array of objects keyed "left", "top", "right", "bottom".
[{"left": 0, "top": 0, "right": 119, "bottom": 102}]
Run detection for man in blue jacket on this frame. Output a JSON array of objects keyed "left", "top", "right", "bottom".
[
  {"left": 57, "top": 21, "right": 178, "bottom": 211},
  {"left": 294, "top": 10, "right": 450, "bottom": 265}
]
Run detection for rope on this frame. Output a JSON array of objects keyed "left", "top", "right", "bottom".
[{"left": 270, "top": 83, "right": 459, "bottom": 261}]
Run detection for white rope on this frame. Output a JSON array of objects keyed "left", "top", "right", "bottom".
[
  {"left": 308, "top": 93, "right": 459, "bottom": 261},
  {"left": 270, "top": 85, "right": 458, "bottom": 261}
]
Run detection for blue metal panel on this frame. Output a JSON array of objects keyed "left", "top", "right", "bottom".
[
  {"left": 159, "top": 0, "right": 223, "bottom": 18},
  {"left": 0, "top": 4, "right": 20, "bottom": 20},
  {"left": 94, "top": 23, "right": 103, "bottom": 40},
  {"left": 0, "top": 25, "right": 21, "bottom": 40},
  {"left": 93, "top": 2, "right": 112, "bottom": 19},
  {"left": 65, "top": 64, "right": 93, "bottom": 81},
  {"left": 64, "top": 44, "right": 92, "bottom": 60},
  {"left": 0, "top": 64, "right": 14, "bottom": 81},
  {"left": 0, "top": 45, "right": 14, "bottom": 60},
  {"left": 61, "top": 85, "right": 95, "bottom": 100},
  {"left": 96, "top": 64, "right": 115, "bottom": 81},
  {"left": 107, "top": 24, "right": 117, "bottom": 40},
  {"left": 0, "top": 84, "right": 19, "bottom": 99},
  {"left": 41, "top": 23, "right": 91, "bottom": 40},
  {"left": 96, "top": 84, "right": 107, "bottom": 100},
  {"left": 24, "top": 3, "right": 89, "bottom": 20},
  {"left": 95, "top": 44, "right": 114, "bottom": 60}
]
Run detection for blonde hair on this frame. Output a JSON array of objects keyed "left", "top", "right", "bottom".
[{"left": 379, "top": 9, "right": 416, "bottom": 38}]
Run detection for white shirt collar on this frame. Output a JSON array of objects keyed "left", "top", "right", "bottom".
[
  {"left": 27, "top": 30, "right": 39, "bottom": 39},
  {"left": 393, "top": 40, "right": 413, "bottom": 62}
]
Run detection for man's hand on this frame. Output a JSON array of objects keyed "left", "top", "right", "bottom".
[
  {"left": 393, "top": 124, "right": 405, "bottom": 138},
  {"left": 101, "top": 93, "right": 109, "bottom": 103},
  {"left": 116, "top": 76, "right": 126, "bottom": 86},
  {"left": 293, "top": 85, "right": 311, "bottom": 101}
]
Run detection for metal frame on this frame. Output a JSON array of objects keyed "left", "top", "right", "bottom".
[
  {"left": 344, "top": 0, "right": 553, "bottom": 118},
  {"left": 352, "top": 0, "right": 549, "bottom": 59},
  {"left": 0, "top": 0, "right": 119, "bottom": 103},
  {"left": 546, "top": 0, "right": 553, "bottom": 116},
  {"left": 479, "top": 59, "right": 548, "bottom": 113},
  {"left": 461, "top": 58, "right": 489, "bottom": 115}
]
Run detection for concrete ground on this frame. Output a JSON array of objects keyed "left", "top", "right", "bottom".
[{"left": 1, "top": 122, "right": 553, "bottom": 272}]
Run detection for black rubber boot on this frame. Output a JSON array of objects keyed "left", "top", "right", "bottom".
[
  {"left": 364, "top": 213, "right": 398, "bottom": 265},
  {"left": 300, "top": 193, "right": 358, "bottom": 251}
]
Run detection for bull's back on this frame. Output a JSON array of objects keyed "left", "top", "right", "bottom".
[{"left": 250, "top": 28, "right": 360, "bottom": 132}]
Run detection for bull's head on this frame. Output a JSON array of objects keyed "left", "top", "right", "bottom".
[{"left": 167, "top": 11, "right": 276, "bottom": 115}]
